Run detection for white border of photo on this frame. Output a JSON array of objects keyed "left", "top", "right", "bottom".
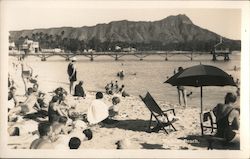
[{"left": 0, "top": 0, "right": 249, "bottom": 158}]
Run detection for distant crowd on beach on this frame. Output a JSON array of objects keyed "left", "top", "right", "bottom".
[{"left": 7, "top": 56, "right": 130, "bottom": 149}]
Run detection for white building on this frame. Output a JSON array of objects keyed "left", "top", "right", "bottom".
[{"left": 22, "top": 39, "right": 39, "bottom": 53}]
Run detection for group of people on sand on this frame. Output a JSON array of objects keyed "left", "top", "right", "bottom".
[
  {"left": 105, "top": 81, "right": 130, "bottom": 97},
  {"left": 8, "top": 56, "right": 124, "bottom": 149}
]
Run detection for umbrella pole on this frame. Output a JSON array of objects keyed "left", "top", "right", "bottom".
[{"left": 200, "top": 86, "right": 204, "bottom": 135}]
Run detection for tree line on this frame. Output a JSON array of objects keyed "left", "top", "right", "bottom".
[{"left": 11, "top": 32, "right": 241, "bottom": 53}]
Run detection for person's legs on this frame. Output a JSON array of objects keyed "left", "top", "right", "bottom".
[
  {"left": 69, "top": 81, "right": 74, "bottom": 94},
  {"left": 182, "top": 90, "right": 187, "bottom": 107},
  {"left": 177, "top": 89, "right": 181, "bottom": 106},
  {"left": 22, "top": 76, "right": 27, "bottom": 93}
]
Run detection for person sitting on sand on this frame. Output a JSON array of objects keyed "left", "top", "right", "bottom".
[
  {"left": 176, "top": 67, "right": 187, "bottom": 107},
  {"left": 117, "top": 84, "right": 125, "bottom": 93},
  {"left": 117, "top": 85, "right": 129, "bottom": 97},
  {"left": 105, "top": 81, "right": 114, "bottom": 95},
  {"left": 8, "top": 87, "right": 38, "bottom": 116},
  {"left": 32, "top": 83, "right": 39, "bottom": 94},
  {"left": 50, "top": 116, "right": 69, "bottom": 142},
  {"left": 74, "top": 81, "right": 86, "bottom": 98},
  {"left": 213, "top": 92, "right": 240, "bottom": 144},
  {"left": 87, "top": 92, "right": 118, "bottom": 125},
  {"left": 33, "top": 92, "right": 47, "bottom": 111},
  {"left": 54, "top": 87, "right": 68, "bottom": 103},
  {"left": 8, "top": 86, "right": 18, "bottom": 111},
  {"left": 48, "top": 96, "right": 67, "bottom": 124},
  {"left": 30, "top": 122, "right": 54, "bottom": 149},
  {"left": 109, "top": 96, "right": 121, "bottom": 118}
]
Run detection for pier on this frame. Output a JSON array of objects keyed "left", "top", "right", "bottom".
[{"left": 9, "top": 50, "right": 231, "bottom": 61}]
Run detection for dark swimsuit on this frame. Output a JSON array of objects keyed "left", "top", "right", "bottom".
[
  {"left": 216, "top": 108, "right": 239, "bottom": 142},
  {"left": 67, "top": 63, "right": 77, "bottom": 82},
  {"left": 48, "top": 104, "right": 61, "bottom": 123}
]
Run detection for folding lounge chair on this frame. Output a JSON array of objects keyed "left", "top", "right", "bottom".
[
  {"left": 202, "top": 111, "right": 217, "bottom": 135},
  {"left": 201, "top": 111, "right": 226, "bottom": 150},
  {"left": 139, "top": 92, "right": 177, "bottom": 134}
]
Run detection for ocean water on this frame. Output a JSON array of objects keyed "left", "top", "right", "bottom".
[{"left": 10, "top": 52, "right": 240, "bottom": 110}]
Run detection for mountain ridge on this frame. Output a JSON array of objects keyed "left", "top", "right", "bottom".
[{"left": 9, "top": 14, "right": 241, "bottom": 51}]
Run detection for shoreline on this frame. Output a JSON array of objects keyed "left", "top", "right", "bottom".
[{"left": 7, "top": 55, "right": 240, "bottom": 150}]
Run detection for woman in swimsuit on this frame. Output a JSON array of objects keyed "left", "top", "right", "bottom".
[{"left": 20, "top": 57, "right": 33, "bottom": 93}]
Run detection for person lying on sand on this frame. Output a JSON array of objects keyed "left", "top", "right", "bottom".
[
  {"left": 30, "top": 122, "right": 54, "bottom": 149},
  {"left": 87, "top": 92, "right": 119, "bottom": 125},
  {"left": 212, "top": 92, "right": 240, "bottom": 144}
]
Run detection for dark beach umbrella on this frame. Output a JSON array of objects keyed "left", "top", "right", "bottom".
[{"left": 164, "top": 64, "right": 236, "bottom": 135}]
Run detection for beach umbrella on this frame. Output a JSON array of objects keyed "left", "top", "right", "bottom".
[{"left": 164, "top": 64, "right": 236, "bottom": 135}]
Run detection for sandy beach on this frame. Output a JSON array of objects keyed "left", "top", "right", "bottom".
[{"left": 7, "top": 56, "right": 240, "bottom": 150}]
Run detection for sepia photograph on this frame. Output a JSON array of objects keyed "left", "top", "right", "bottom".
[{"left": 0, "top": 0, "right": 249, "bottom": 158}]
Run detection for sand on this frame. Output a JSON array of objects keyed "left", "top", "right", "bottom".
[{"left": 7, "top": 56, "right": 238, "bottom": 150}]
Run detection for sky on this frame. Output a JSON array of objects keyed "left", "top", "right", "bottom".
[{"left": 3, "top": 1, "right": 241, "bottom": 40}]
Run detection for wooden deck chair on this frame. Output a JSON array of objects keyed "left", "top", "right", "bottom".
[
  {"left": 201, "top": 111, "right": 226, "bottom": 150},
  {"left": 201, "top": 111, "right": 217, "bottom": 135},
  {"left": 139, "top": 92, "right": 177, "bottom": 134}
]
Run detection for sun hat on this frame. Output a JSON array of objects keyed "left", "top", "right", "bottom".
[{"left": 71, "top": 57, "right": 77, "bottom": 61}]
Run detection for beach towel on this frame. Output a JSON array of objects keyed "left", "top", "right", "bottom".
[{"left": 87, "top": 99, "right": 109, "bottom": 125}]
